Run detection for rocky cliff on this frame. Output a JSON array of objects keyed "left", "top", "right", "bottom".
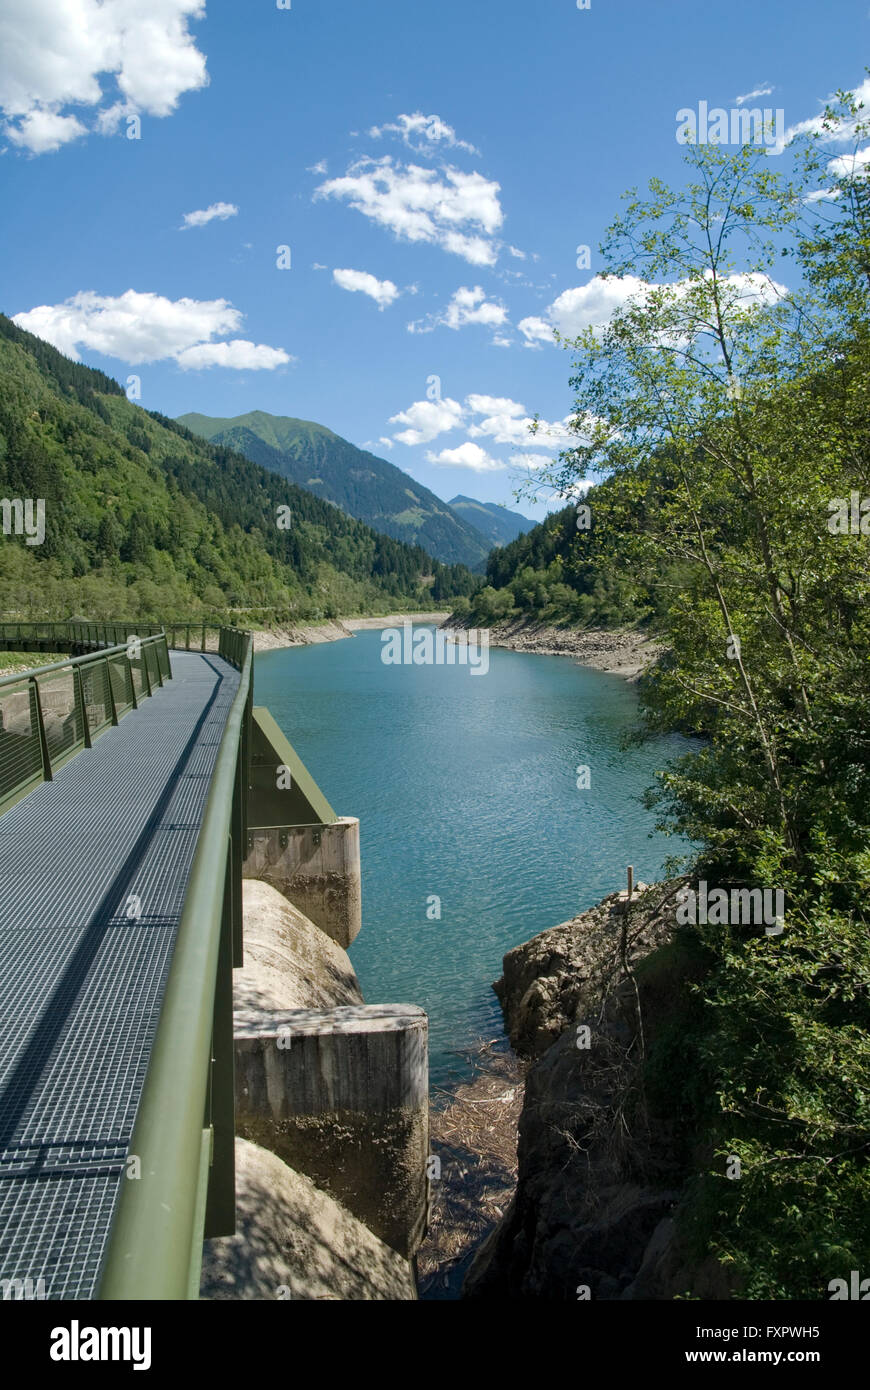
[{"left": 464, "top": 881, "right": 729, "bottom": 1300}]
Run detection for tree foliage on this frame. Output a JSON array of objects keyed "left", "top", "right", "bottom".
[{"left": 508, "top": 105, "right": 870, "bottom": 1297}]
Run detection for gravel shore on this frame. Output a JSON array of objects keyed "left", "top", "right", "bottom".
[
  {"left": 251, "top": 611, "right": 451, "bottom": 654},
  {"left": 453, "top": 618, "right": 664, "bottom": 681}
]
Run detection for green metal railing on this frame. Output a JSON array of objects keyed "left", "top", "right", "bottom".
[
  {"left": 98, "top": 627, "right": 253, "bottom": 1300},
  {"left": 165, "top": 622, "right": 222, "bottom": 653},
  {"left": 0, "top": 619, "right": 248, "bottom": 660},
  {"left": 0, "top": 633, "right": 172, "bottom": 815},
  {"left": 0, "top": 621, "right": 164, "bottom": 652}
]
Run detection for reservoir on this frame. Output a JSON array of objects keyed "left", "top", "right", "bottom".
[{"left": 254, "top": 627, "right": 693, "bottom": 1088}]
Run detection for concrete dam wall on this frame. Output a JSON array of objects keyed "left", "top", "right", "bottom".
[{"left": 201, "top": 707, "right": 429, "bottom": 1299}]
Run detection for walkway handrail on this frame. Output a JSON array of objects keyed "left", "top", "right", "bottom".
[
  {"left": 0, "top": 634, "right": 172, "bottom": 815},
  {"left": 0, "top": 620, "right": 164, "bottom": 649},
  {"left": 97, "top": 629, "right": 253, "bottom": 1300},
  {"left": 0, "top": 619, "right": 248, "bottom": 659}
]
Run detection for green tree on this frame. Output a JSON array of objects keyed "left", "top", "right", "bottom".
[{"left": 538, "top": 132, "right": 870, "bottom": 1297}]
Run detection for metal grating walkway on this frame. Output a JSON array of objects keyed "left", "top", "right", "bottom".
[{"left": 0, "top": 652, "right": 241, "bottom": 1299}]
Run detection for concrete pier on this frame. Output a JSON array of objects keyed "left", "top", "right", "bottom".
[
  {"left": 233, "top": 1004, "right": 429, "bottom": 1258},
  {"left": 243, "top": 817, "right": 361, "bottom": 948}
]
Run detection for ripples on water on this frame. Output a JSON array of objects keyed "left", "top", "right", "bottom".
[{"left": 254, "top": 628, "right": 694, "bottom": 1087}]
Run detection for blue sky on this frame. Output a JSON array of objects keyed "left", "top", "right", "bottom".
[{"left": 1, "top": 0, "right": 867, "bottom": 521}]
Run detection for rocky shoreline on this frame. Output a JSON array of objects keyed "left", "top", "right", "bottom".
[
  {"left": 478, "top": 620, "right": 663, "bottom": 681},
  {"left": 251, "top": 611, "right": 450, "bottom": 654},
  {"left": 459, "top": 879, "right": 726, "bottom": 1301}
]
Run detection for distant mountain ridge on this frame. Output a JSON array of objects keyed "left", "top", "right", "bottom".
[
  {"left": 0, "top": 314, "right": 477, "bottom": 620},
  {"left": 177, "top": 410, "right": 492, "bottom": 569},
  {"left": 448, "top": 494, "right": 535, "bottom": 548}
]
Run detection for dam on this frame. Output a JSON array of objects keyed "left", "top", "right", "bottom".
[{"left": 0, "top": 621, "right": 427, "bottom": 1301}]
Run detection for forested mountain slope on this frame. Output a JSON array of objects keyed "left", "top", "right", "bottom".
[
  {"left": 178, "top": 409, "right": 492, "bottom": 569},
  {"left": 447, "top": 494, "right": 534, "bottom": 548},
  {"left": 0, "top": 316, "right": 476, "bottom": 620}
]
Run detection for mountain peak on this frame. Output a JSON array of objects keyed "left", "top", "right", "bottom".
[{"left": 178, "top": 409, "right": 492, "bottom": 568}]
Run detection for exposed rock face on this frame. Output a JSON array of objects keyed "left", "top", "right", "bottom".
[
  {"left": 250, "top": 613, "right": 451, "bottom": 653},
  {"left": 465, "top": 881, "right": 727, "bottom": 1300},
  {"left": 449, "top": 619, "right": 663, "bottom": 681},
  {"left": 200, "top": 1139, "right": 416, "bottom": 1300},
  {"left": 251, "top": 622, "right": 353, "bottom": 652},
  {"left": 493, "top": 883, "right": 667, "bottom": 1059},
  {"left": 237, "top": 878, "right": 363, "bottom": 1013}
]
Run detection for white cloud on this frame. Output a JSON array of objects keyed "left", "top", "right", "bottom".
[
  {"left": 507, "top": 245, "right": 526, "bottom": 259},
  {"left": 175, "top": 340, "right": 292, "bottom": 370},
  {"left": 315, "top": 156, "right": 503, "bottom": 266},
  {"left": 408, "top": 285, "right": 508, "bottom": 334},
  {"left": 378, "top": 436, "right": 394, "bottom": 449},
  {"left": 443, "top": 286, "right": 507, "bottom": 329},
  {"left": 779, "top": 75, "right": 870, "bottom": 156},
  {"left": 440, "top": 230, "right": 498, "bottom": 266},
  {"left": 368, "top": 112, "right": 479, "bottom": 155},
  {"left": 547, "top": 275, "right": 651, "bottom": 337},
  {"left": 518, "top": 315, "right": 556, "bottom": 347},
  {"left": 308, "top": 159, "right": 328, "bottom": 174},
  {"left": 718, "top": 270, "right": 787, "bottom": 309},
  {"left": 426, "top": 442, "right": 505, "bottom": 472},
  {"left": 180, "top": 201, "right": 239, "bottom": 230},
  {"left": 386, "top": 391, "right": 575, "bottom": 455},
  {"left": 465, "top": 394, "right": 525, "bottom": 418},
  {"left": 735, "top": 84, "right": 773, "bottom": 106},
  {"left": 518, "top": 278, "right": 649, "bottom": 348},
  {"left": 332, "top": 267, "right": 399, "bottom": 309},
  {"left": 826, "top": 144, "right": 870, "bottom": 179},
  {"left": 518, "top": 270, "right": 786, "bottom": 350},
  {"left": 13, "top": 289, "right": 289, "bottom": 369},
  {"left": 467, "top": 394, "right": 575, "bottom": 450},
  {"left": 388, "top": 396, "right": 465, "bottom": 446},
  {"left": 5, "top": 107, "right": 87, "bottom": 153},
  {"left": 0, "top": 0, "right": 209, "bottom": 153}
]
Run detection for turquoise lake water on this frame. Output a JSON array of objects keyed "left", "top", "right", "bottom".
[{"left": 253, "top": 627, "right": 693, "bottom": 1089}]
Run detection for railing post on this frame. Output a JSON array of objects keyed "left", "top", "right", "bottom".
[
  {"left": 105, "top": 658, "right": 119, "bottom": 727},
  {"left": 73, "top": 665, "right": 92, "bottom": 747},
  {"left": 126, "top": 653, "right": 138, "bottom": 710},
  {"left": 29, "top": 678, "right": 53, "bottom": 782}
]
